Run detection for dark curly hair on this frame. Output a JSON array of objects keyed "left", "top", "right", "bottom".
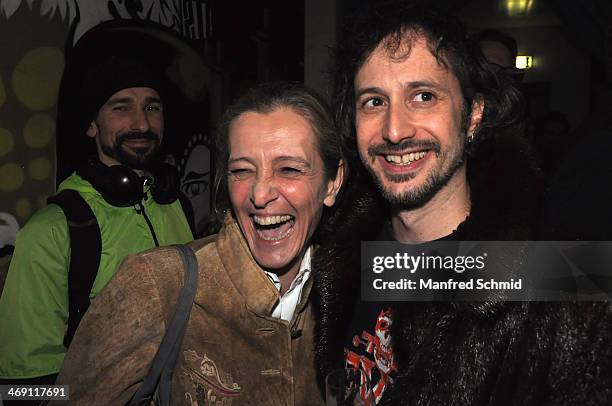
[{"left": 333, "top": 1, "right": 525, "bottom": 174}]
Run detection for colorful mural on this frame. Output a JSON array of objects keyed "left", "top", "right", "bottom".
[
  {"left": 0, "top": 0, "right": 213, "bottom": 266},
  {"left": 0, "top": 2, "right": 68, "bottom": 289}
]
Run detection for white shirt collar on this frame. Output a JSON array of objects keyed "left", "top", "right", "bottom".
[{"left": 264, "top": 247, "right": 312, "bottom": 322}]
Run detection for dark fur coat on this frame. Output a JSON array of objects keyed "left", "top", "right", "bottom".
[{"left": 312, "top": 133, "right": 612, "bottom": 405}]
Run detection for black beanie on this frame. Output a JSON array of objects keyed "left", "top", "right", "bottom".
[{"left": 78, "top": 55, "right": 164, "bottom": 134}]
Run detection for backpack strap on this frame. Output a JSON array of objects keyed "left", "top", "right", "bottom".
[
  {"left": 47, "top": 190, "right": 101, "bottom": 348},
  {"left": 128, "top": 244, "right": 199, "bottom": 406}
]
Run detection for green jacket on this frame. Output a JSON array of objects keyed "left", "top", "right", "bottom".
[{"left": 0, "top": 173, "right": 193, "bottom": 378}]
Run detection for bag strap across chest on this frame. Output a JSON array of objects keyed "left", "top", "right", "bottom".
[
  {"left": 128, "top": 244, "right": 199, "bottom": 406},
  {"left": 47, "top": 189, "right": 101, "bottom": 348}
]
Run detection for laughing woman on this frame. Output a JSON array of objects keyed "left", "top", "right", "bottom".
[{"left": 55, "top": 82, "right": 345, "bottom": 405}]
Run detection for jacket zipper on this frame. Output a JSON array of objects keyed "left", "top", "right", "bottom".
[{"left": 135, "top": 200, "right": 160, "bottom": 247}]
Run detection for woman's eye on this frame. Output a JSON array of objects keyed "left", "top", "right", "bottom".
[
  {"left": 228, "top": 168, "right": 252, "bottom": 178},
  {"left": 279, "top": 167, "right": 302, "bottom": 175}
]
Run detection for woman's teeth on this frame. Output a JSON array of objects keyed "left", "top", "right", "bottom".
[
  {"left": 252, "top": 215, "right": 295, "bottom": 241},
  {"left": 253, "top": 215, "right": 293, "bottom": 225}
]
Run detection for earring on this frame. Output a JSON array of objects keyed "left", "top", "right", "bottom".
[{"left": 467, "top": 133, "right": 475, "bottom": 143}]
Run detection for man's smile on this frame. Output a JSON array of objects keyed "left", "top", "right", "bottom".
[{"left": 384, "top": 150, "right": 427, "bottom": 165}]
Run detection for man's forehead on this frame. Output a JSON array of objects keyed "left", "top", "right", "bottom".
[
  {"left": 383, "top": 30, "right": 423, "bottom": 57},
  {"left": 106, "top": 87, "right": 161, "bottom": 103},
  {"left": 356, "top": 35, "right": 452, "bottom": 83}
]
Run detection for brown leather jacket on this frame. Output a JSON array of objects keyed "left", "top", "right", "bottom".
[{"left": 55, "top": 216, "right": 323, "bottom": 406}]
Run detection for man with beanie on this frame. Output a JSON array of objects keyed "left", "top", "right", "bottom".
[{"left": 0, "top": 53, "right": 193, "bottom": 388}]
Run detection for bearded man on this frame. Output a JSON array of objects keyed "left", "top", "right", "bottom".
[{"left": 0, "top": 54, "right": 193, "bottom": 387}]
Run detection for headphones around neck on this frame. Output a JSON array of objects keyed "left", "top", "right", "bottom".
[{"left": 77, "top": 159, "right": 180, "bottom": 207}]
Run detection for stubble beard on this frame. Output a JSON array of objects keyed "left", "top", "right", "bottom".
[
  {"left": 363, "top": 137, "right": 467, "bottom": 209},
  {"left": 101, "top": 130, "right": 161, "bottom": 170}
]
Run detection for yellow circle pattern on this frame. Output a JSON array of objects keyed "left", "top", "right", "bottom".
[
  {"left": 12, "top": 47, "right": 64, "bottom": 111},
  {"left": 28, "top": 157, "right": 51, "bottom": 181},
  {"left": 15, "top": 199, "right": 32, "bottom": 220},
  {"left": 0, "top": 128, "right": 14, "bottom": 156},
  {"left": 23, "top": 113, "right": 55, "bottom": 148},
  {"left": 0, "top": 163, "right": 25, "bottom": 191}
]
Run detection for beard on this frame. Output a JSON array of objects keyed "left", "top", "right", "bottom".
[
  {"left": 363, "top": 137, "right": 466, "bottom": 209},
  {"left": 101, "top": 130, "right": 161, "bottom": 170}
]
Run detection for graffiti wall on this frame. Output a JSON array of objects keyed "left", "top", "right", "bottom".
[
  {"left": 0, "top": 2, "right": 69, "bottom": 288},
  {"left": 0, "top": 0, "right": 212, "bottom": 229},
  {"left": 0, "top": 1, "right": 215, "bottom": 291}
]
